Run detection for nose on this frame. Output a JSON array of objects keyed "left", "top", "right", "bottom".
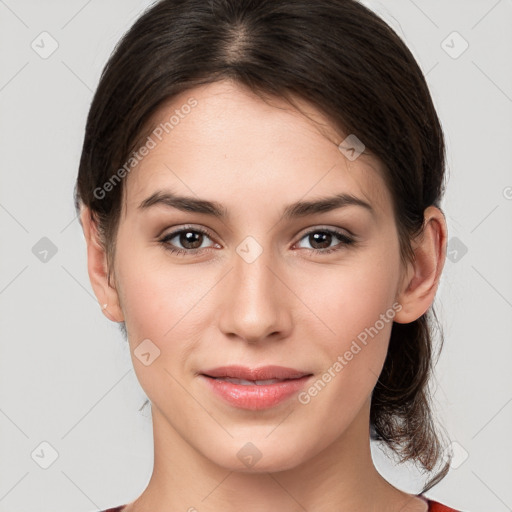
[{"left": 217, "top": 242, "right": 293, "bottom": 344}]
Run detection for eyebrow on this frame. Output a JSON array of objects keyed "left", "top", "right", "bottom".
[{"left": 137, "top": 190, "right": 375, "bottom": 219}]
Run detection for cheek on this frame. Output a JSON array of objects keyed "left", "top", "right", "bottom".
[
  {"left": 115, "top": 245, "right": 201, "bottom": 334},
  {"left": 304, "top": 257, "right": 400, "bottom": 344},
  {"left": 115, "top": 249, "right": 222, "bottom": 385},
  {"left": 294, "top": 269, "right": 398, "bottom": 429},
  {"left": 297, "top": 249, "right": 401, "bottom": 402},
  {"left": 115, "top": 259, "right": 205, "bottom": 397}
]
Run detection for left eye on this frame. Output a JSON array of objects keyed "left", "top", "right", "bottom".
[
  {"left": 159, "top": 226, "right": 355, "bottom": 256},
  {"left": 295, "top": 228, "right": 355, "bottom": 254}
]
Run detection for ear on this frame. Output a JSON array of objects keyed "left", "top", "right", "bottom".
[
  {"left": 393, "top": 206, "right": 447, "bottom": 324},
  {"left": 79, "top": 205, "right": 124, "bottom": 323}
]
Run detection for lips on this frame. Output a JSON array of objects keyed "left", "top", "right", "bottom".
[
  {"left": 216, "top": 377, "right": 283, "bottom": 386},
  {"left": 199, "top": 365, "right": 313, "bottom": 410},
  {"left": 201, "top": 365, "right": 311, "bottom": 382}
]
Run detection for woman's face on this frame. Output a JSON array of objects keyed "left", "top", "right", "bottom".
[{"left": 109, "top": 79, "right": 406, "bottom": 471}]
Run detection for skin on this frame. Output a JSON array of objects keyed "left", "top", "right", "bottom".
[{"left": 80, "top": 79, "right": 447, "bottom": 512}]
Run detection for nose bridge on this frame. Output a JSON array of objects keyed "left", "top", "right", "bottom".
[
  {"left": 219, "top": 235, "right": 289, "bottom": 342},
  {"left": 235, "top": 238, "right": 275, "bottom": 302}
]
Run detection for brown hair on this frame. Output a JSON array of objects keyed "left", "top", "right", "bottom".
[{"left": 75, "top": 0, "right": 451, "bottom": 492}]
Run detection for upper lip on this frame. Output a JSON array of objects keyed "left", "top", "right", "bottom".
[{"left": 201, "top": 365, "right": 312, "bottom": 381}]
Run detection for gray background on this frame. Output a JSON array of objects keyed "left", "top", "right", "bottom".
[{"left": 1, "top": 1, "right": 511, "bottom": 511}]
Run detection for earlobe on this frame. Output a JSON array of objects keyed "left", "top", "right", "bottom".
[
  {"left": 79, "top": 205, "right": 125, "bottom": 323},
  {"left": 393, "top": 206, "right": 447, "bottom": 324}
]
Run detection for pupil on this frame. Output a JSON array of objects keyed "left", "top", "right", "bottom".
[
  {"left": 311, "top": 232, "right": 331, "bottom": 249},
  {"left": 181, "top": 231, "right": 202, "bottom": 249}
]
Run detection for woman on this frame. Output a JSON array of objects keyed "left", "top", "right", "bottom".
[{"left": 75, "top": 0, "right": 462, "bottom": 510}]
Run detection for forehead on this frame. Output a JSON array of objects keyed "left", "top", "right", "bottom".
[{"left": 121, "top": 80, "right": 392, "bottom": 220}]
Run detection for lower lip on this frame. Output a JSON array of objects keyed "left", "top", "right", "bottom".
[{"left": 200, "top": 375, "right": 312, "bottom": 410}]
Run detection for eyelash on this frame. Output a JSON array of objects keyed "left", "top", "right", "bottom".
[{"left": 159, "top": 225, "right": 356, "bottom": 257}]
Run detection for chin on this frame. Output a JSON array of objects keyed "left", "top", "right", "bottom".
[{"left": 204, "top": 436, "right": 311, "bottom": 474}]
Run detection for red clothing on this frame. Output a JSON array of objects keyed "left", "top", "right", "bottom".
[{"left": 100, "top": 497, "right": 461, "bottom": 511}]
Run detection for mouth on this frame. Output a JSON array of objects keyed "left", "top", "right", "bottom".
[
  {"left": 201, "top": 364, "right": 312, "bottom": 381},
  {"left": 206, "top": 377, "right": 296, "bottom": 385},
  {"left": 199, "top": 365, "right": 313, "bottom": 410}
]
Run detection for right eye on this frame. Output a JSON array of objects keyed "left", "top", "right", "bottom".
[{"left": 159, "top": 226, "right": 219, "bottom": 256}]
